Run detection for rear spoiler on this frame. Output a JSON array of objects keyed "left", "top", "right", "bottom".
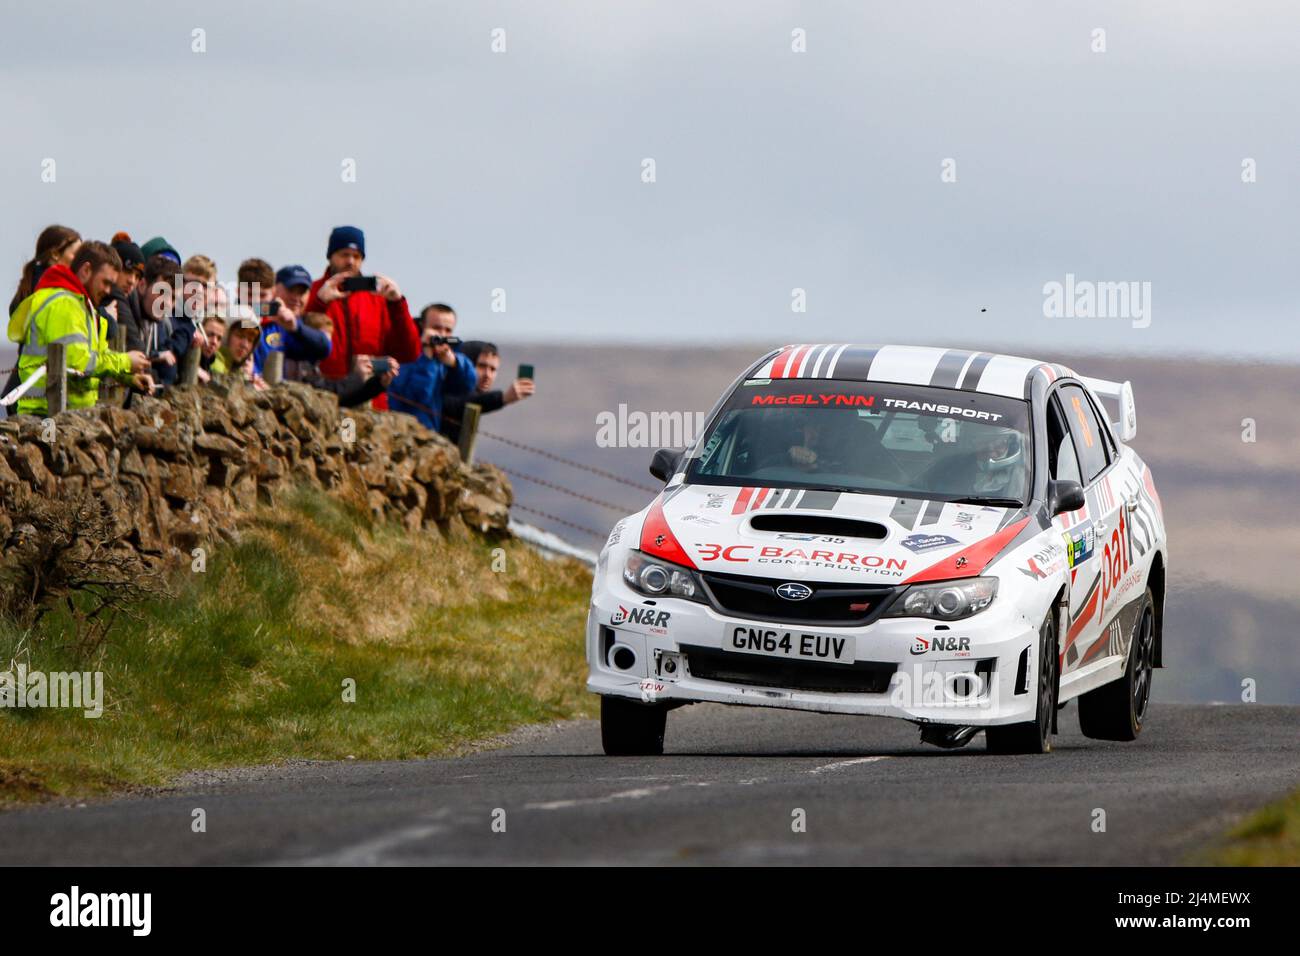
[{"left": 1078, "top": 376, "right": 1137, "bottom": 442}]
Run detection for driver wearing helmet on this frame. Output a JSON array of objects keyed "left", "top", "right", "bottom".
[{"left": 971, "top": 426, "right": 1027, "bottom": 498}]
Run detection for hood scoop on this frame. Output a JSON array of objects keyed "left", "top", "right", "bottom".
[{"left": 748, "top": 513, "right": 888, "bottom": 540}]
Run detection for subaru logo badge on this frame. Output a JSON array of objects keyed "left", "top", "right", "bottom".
[{"left": 776, "top": 582, "right": 813, "bottom": 602}]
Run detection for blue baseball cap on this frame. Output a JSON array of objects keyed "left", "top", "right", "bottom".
[{"left": 275, "top": 264, "right": 313, "bottom": 290}]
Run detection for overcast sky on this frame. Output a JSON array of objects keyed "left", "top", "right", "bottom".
[{"left": 2, "top": 0, "right": 1297, "bottom": 362}]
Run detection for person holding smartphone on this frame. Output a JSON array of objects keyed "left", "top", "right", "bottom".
[
  {"left": 387, "top": 327, "right": 477, "bottom": 432},
  {"left": 237, "top": 259, "right": 331, "bottom": 378},
  {"left": 302, "top": 226, "right": 419, "bottom": 408},
  {"left": 439, "top": 341, "right": 536, "bottom": 445}
]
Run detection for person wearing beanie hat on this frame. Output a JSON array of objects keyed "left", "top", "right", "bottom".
[
  {"left": 111, "top": 237, "right": 145, "bottom": 273},
  {"left": 303, "top": 225, "right": 419, "bottom": 409},
  {"left": 326, "top": 225, "right": 365, "bottom": 259},
  {"left": 100, "top": 234, "right": 147, "bottom": 345},
  {"left": 140, "top": 236, "right": 181, "bottom": 264}
]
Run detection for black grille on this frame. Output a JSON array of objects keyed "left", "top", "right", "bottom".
[
  {"left": 683, "top": 645, "right": 897, "bottom": 694},
  {"left": 700, "top": 571, "right": 898, "bottom": 626}
]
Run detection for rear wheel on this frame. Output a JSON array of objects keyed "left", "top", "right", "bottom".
[
  {"left": 600, "top": 696, "right": 667, "bottom": 756},
  {"left": 1078, "top": 588, "right": 1154, "bottom": 741},
  {"left": 986, "top": 608, "right": 1059, "bottom": 755}
]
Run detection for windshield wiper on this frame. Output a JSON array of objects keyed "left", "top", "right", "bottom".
[{"left": 946, "top": 496, "right": 1024, "bottom": 508}]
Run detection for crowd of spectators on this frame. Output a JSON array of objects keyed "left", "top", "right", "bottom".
[{"left": 2, "top": 224, "right": 536, "bottom": 444}]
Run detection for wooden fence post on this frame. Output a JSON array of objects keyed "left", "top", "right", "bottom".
[
  {"left": 47, "top": 342, "right": 67, "bottom": 415},
  {"left": 458, "top": 402, "right": 482, "bottom": 465},
  {"left": 181, "top": 343, "right": 202, "bottom": 386},
  {"left": 102, "top": 327, "right": 129, "bottom": 405},
  {"left": 264, "top": 351, "right": 284, "bottom": 386}
]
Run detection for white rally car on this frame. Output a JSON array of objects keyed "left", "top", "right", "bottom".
[{"left": 587, "top": 345, "right": 1168, "bottom": 755}]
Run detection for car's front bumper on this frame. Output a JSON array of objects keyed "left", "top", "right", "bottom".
[{"left": 585, "top": 575, "right": 1045, "bottom": 725}]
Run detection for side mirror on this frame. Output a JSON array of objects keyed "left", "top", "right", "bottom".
[
  {"left": 1117, "top": 380, "right": 1137, "bottom": 442},
  {"left": 1049, "top": 479, "right": 1086, "bottom": 516},
  {"left": 649, "top": 448, "right": 682, "bottom": 483}
]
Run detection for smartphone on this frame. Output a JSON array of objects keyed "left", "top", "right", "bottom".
[
  {"left": 340, "top": 275, "right": 378, "bottom": 293},
  {"left": 258, "top": 299, "right": 281, "bottom": 317},
  {"left": 518, "top": 363, "right": 534, "bottom": 380},
  {"left": 371, "top": 357, "right": 391, "bottom": 376}
]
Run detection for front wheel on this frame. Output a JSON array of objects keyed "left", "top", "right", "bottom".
[
  {"left": 986, "top": 607, "right": 1059, "bottom": 755},
  {"left": 1078, "top": 588, "right": 1155, "bottom": 741},
  {"left": 600, "top": 696, "right": 668, "bottom": 756}
]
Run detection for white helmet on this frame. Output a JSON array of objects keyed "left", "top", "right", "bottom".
[{"left": 974, "top": 427, "right": 1024, "bottom": 491}]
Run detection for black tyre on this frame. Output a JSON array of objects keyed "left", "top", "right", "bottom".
[
  {"left": 1078, "top": 588, "right": 1154, "bottom": 741},
  {"left": 600, "top": 696, "right": 668, "bottom": 756},
  {"left": 986, "top": 607, "right": 1059, "bottom": 755}
]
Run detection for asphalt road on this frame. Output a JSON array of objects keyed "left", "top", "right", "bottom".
[{"left": 1, "top": 703, "right": 1295, "bottom": 865}]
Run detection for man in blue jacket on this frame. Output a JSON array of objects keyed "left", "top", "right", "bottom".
[
  {"left": 387, "top": 327, "right": 476, "bottom": 431},
  {"left": 240, "top": 260, "right": 331, "bottom": 376}
]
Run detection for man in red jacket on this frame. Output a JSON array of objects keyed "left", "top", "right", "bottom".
[{"left": 303, "top": 225, "right": 419, "bottom": 408}]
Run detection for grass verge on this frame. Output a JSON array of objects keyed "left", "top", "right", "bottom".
[
  {"left": 0, "top": 488, "right": 595, "bottom": 805},
  {"left": 1198, "top": 791, "right": 1300, "bottom": 865}
]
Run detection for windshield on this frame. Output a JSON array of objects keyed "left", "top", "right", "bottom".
[{"left": 687, "top": 378, "right": 1032, "bottom": 503}]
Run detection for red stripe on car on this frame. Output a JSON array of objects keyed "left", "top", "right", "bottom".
[
  {"left": 639, "top": 495, "right": 697, "bottom": 569},
  {"left": 770, "top": 346, "right": 795, "bottom": 378},
  {"left": 732, "top": 486, "right": 755, "bottom": 514},
  {"left": 1066, "top": 587, "right": 1098, "bottom": 645},
  {"left": 788, "top": 345, "right": 812, "bottom": 377},
  {"left": 902, "top": 516, "right": 1030, "bottom": 584}
]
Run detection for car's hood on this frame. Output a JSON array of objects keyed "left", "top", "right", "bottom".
[{"left": 652, "top": 482, "right": 1020, "bottom": 584}]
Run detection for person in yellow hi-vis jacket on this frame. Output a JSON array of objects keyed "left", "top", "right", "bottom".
[{"left": 6, "top": 240, "right": 153, "bottom": 416}]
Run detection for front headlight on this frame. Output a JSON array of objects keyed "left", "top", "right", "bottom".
[
  {"left": 883, "top": 577, "right": 998, "bottom": 621},
  {"left": 623, "top": 551, "right": 705, "bottom": 602}
]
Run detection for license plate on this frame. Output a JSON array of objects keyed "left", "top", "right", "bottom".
[{"left": 721, "top": 623, "right": 856, "bottom": 664}]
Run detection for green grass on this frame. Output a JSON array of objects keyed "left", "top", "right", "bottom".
[
  {"left": 1199, "top": 791, "right": 1300, "bottom": 866},
  {"left": 0, "top": 488, "right": 596, "bottom": 804}
]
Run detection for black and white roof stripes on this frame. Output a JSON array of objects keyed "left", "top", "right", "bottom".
[{"left": 751, "top": 345, "right": 1076, "bottom": 400}]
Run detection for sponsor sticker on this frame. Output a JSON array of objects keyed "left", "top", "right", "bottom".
[
  {"left": 693, "top": 543, "right": 908, "bottom": 577},
  {"left": 750, "top": 393, "right": 875, "bottom": 407},
  {"left": 611, "top": 604, "right": 671, "bottom": 635},
  {"left": 900, "top": 533, "right": 961, "bottom": 554},
  {"left": 910, "top": 635, "right": 972, "bottom": 657},
  {"left": 679, "top": 513, "right": 720, "bottom": 526},
  {"left": 1062, "top": 521, "right": 1096, "bottom": 567}
]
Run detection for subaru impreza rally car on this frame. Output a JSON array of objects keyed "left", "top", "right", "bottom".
[{"left": 587, "top": 345, "right": 1168, "bottom": 755}]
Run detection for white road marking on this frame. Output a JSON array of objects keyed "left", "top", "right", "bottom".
[
  {"left": 525, "top": 786, "right": 672, "bottom": 811},
  {"left": 807, "top": 755, "right": 891, "bottom": 774},
  {"left": 278, "top": 812, "right": 451, "bottom": 866}
]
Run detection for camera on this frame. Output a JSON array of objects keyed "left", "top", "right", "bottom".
[{"left": 340, "top": 275, "right": 378, "bottom": 293}]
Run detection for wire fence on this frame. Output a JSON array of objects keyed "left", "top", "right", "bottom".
[{"left": 409, "top": 398, "right": 652, "bottom": 542}]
